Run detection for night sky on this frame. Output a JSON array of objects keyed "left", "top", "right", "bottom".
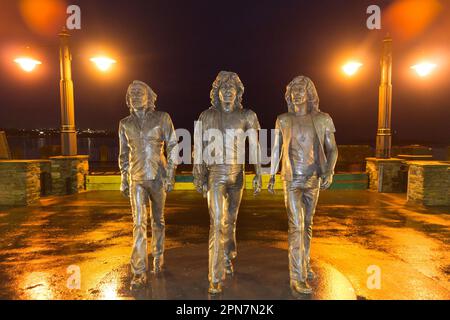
[{"left": 1, "top": 0, "right": 449, "bottom": 145}]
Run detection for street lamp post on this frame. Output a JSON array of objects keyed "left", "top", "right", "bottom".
[
  {"left": 14, "top": 29, "right": 117, "bottom": 156},
  {"left": 341, "top": 37, "right": 438, "bottom": 193},
  {"left": 11, "top": 30, "right": 116, "bottom": 195},
  {"left": 375, "top": 35, "right": 393, "bottom": 159},
  {"left": 58, "top": 27, "right": 77, "bottom": 156}
]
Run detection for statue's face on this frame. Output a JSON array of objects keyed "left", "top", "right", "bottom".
[
  {"left": 290, "top": 84, "right": 308, "bottom": 111},
  {"left": 218, "top": 82, "right": 237, "bottom": 112},
  {"left": 129, "top": 84, "right": 148, "bottom": 111}
]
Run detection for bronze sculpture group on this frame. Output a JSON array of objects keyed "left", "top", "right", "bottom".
[{"left": 119, "top": 73, "right": 338, "bottom": 295}]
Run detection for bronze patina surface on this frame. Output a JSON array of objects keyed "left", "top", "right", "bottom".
[{"left": 269, "top": 76, "right": 338, "bottom": 294}]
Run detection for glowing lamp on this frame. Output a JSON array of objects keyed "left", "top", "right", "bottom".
[
  {"left": 14, "top": 57, "right": 42, "bottom": 72},
  {"left": 411, "top": 62, "right": 437, "bottom": 77},
  {"left": 90, "top": 57, "right": 117, "bottom": 72},
  {"left": 342, "top": 61, "right": 363, "bottom": 76}
]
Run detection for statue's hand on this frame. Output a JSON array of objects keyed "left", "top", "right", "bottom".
[
  {"left": 320, "top": 173, "right": 334, "bottom": 190},
  {"left": 202, "top": 183, "right": 208, "bottom": 198},
  {"left": 194, "top": 178, "right": 205, "bottom": 194},
  {"left": 267, "top": 175, "right": 276, "bottom": 195},
  {"left": 164, "top": 176, "right": 175, "bottom": 193},
  {"left": 252, "top": 174, "right": 262, "bottom": 195},
  {"left": 120, "top": 182, "right": 130, "bottom": 198}
]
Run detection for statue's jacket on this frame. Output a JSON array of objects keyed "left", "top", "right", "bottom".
[
  {"left": 270, "top": 109, "right": 336, "bottom": 181},
  {"left": 193, "top": 106, "right": 260, "bottom": 189},
  {"left": 119, "top": 109, "right": 178, "bottom": 182}
]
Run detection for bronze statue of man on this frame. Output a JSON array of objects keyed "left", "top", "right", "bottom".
[
  {"left": 119, "top": 80, "right": 178, "bottom": 290},
  {"left": 268, "top": 76, "right": 338, "bottom": 294},
  {"left": 193, "top": 71, "right": 262, "bottom": 294}
]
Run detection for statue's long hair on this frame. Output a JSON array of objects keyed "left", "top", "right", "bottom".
[
  {"left": 126, "top": 80, "right": 157, "bottom": 112},
  {"left": 285, "top": 76, "right": 320, "bottom": 113},
  {"left": 210, "top": 71, "right": 244, "bottom": 110}
]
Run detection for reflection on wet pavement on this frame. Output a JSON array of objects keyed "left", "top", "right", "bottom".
[
  {"left": 0, "top": 190, "right": 448, "bottom": 300},
  {"left": 86, "top": 244, "right": 355, "bottom": 300}
]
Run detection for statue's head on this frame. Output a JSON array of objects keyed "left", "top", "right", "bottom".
[
  {"left": 126, "top": 80, "right": 157, "bottom": 112},
  {"left": 210, "top": 71, "right": 244, "bottom": 113},
  {"left": 285, "top": 76, "right": 319, "bottom": 113}
]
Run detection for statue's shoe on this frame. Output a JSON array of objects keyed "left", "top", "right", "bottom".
[
  {"left": 225, "top": 260, "right": 234, "bottom": 275},
  {"left": 130, "top": 273, "right": 148, "bottom": 291},
  {"left": 290, "top": 280, "right": 312, "bottom": 295},
  {"left": 208, "top": 282, "right": 223, "bottom": 295},
  {"left": 153, "top": 256, "right": 164, "bottom": 274},
  {"left": 307, "top": 269, "right": 316, "bottom": 281}
]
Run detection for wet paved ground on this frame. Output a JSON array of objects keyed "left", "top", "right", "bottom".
[{"left": 0, "top": 190, "right": 448, "bottom": 300}]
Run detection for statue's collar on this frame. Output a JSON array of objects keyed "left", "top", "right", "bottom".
[{"left": 131, "top": 108, "right": 153, "bottom": 118}]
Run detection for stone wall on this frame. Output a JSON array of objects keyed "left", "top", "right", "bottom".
[
  {"left": 0, "top": 160, "right": 50, "bottom": 206},
  {"left": 407, "top": 161, "right": 450, "bottom": 206},
  {"left": 0, "top": 156, "right": 89, "bottom": 206},
  {"left": 392, "top": 145, "right": 433, "bottom": 156},
  {"left": 50, "top": 156, "right": 89, "bottom": 195},
  {"left": 336, "top": 145, "right": 373, "bottom": 172},
  {"left": 366, "top": 158, "right": 406, "bottom": 193}
]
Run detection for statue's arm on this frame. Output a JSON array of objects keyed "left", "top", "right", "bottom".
[
  {"left": 193, "top": 116, "right": 207, "bottom": 194},
  {"left": 270, "top": 118, "right": 282, "bottom": 177},
  {"left": 320, "top": 117, "right": 338, "bottom": 190},
  {"left": 163, "top": 114, "right": 178, "bottom": 190},
  {"left": 118, "top": 122, "right": 130, "bottom": 196},
  {"left": 268, "top": 118, "right": 282, "bottom": 193},
  {"left": 248, "top": 111, "right": 262, "bottom": 194},
  {"left": 323, "top": 120, "right": 338, "bottom": 176},
  {"left": 254, "top": 140, "right": 262, "bottom": 176}
]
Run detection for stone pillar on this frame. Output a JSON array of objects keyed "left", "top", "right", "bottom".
[
  {"left": 49, "top": 155, "right": 89, "bottom": 195},
  {"left": 0, "top": 160, "right": 50, "bottom": 206},
  {"left": 407, "top": 161, "right": 450, "bottom": 206},
  {"left": 366, "top": 157, "right": 406, "bottom": 193}
]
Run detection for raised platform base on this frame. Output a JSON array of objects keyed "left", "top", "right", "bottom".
[{"left": 86, "top": 173, "right": 369, "bottom": 191}]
